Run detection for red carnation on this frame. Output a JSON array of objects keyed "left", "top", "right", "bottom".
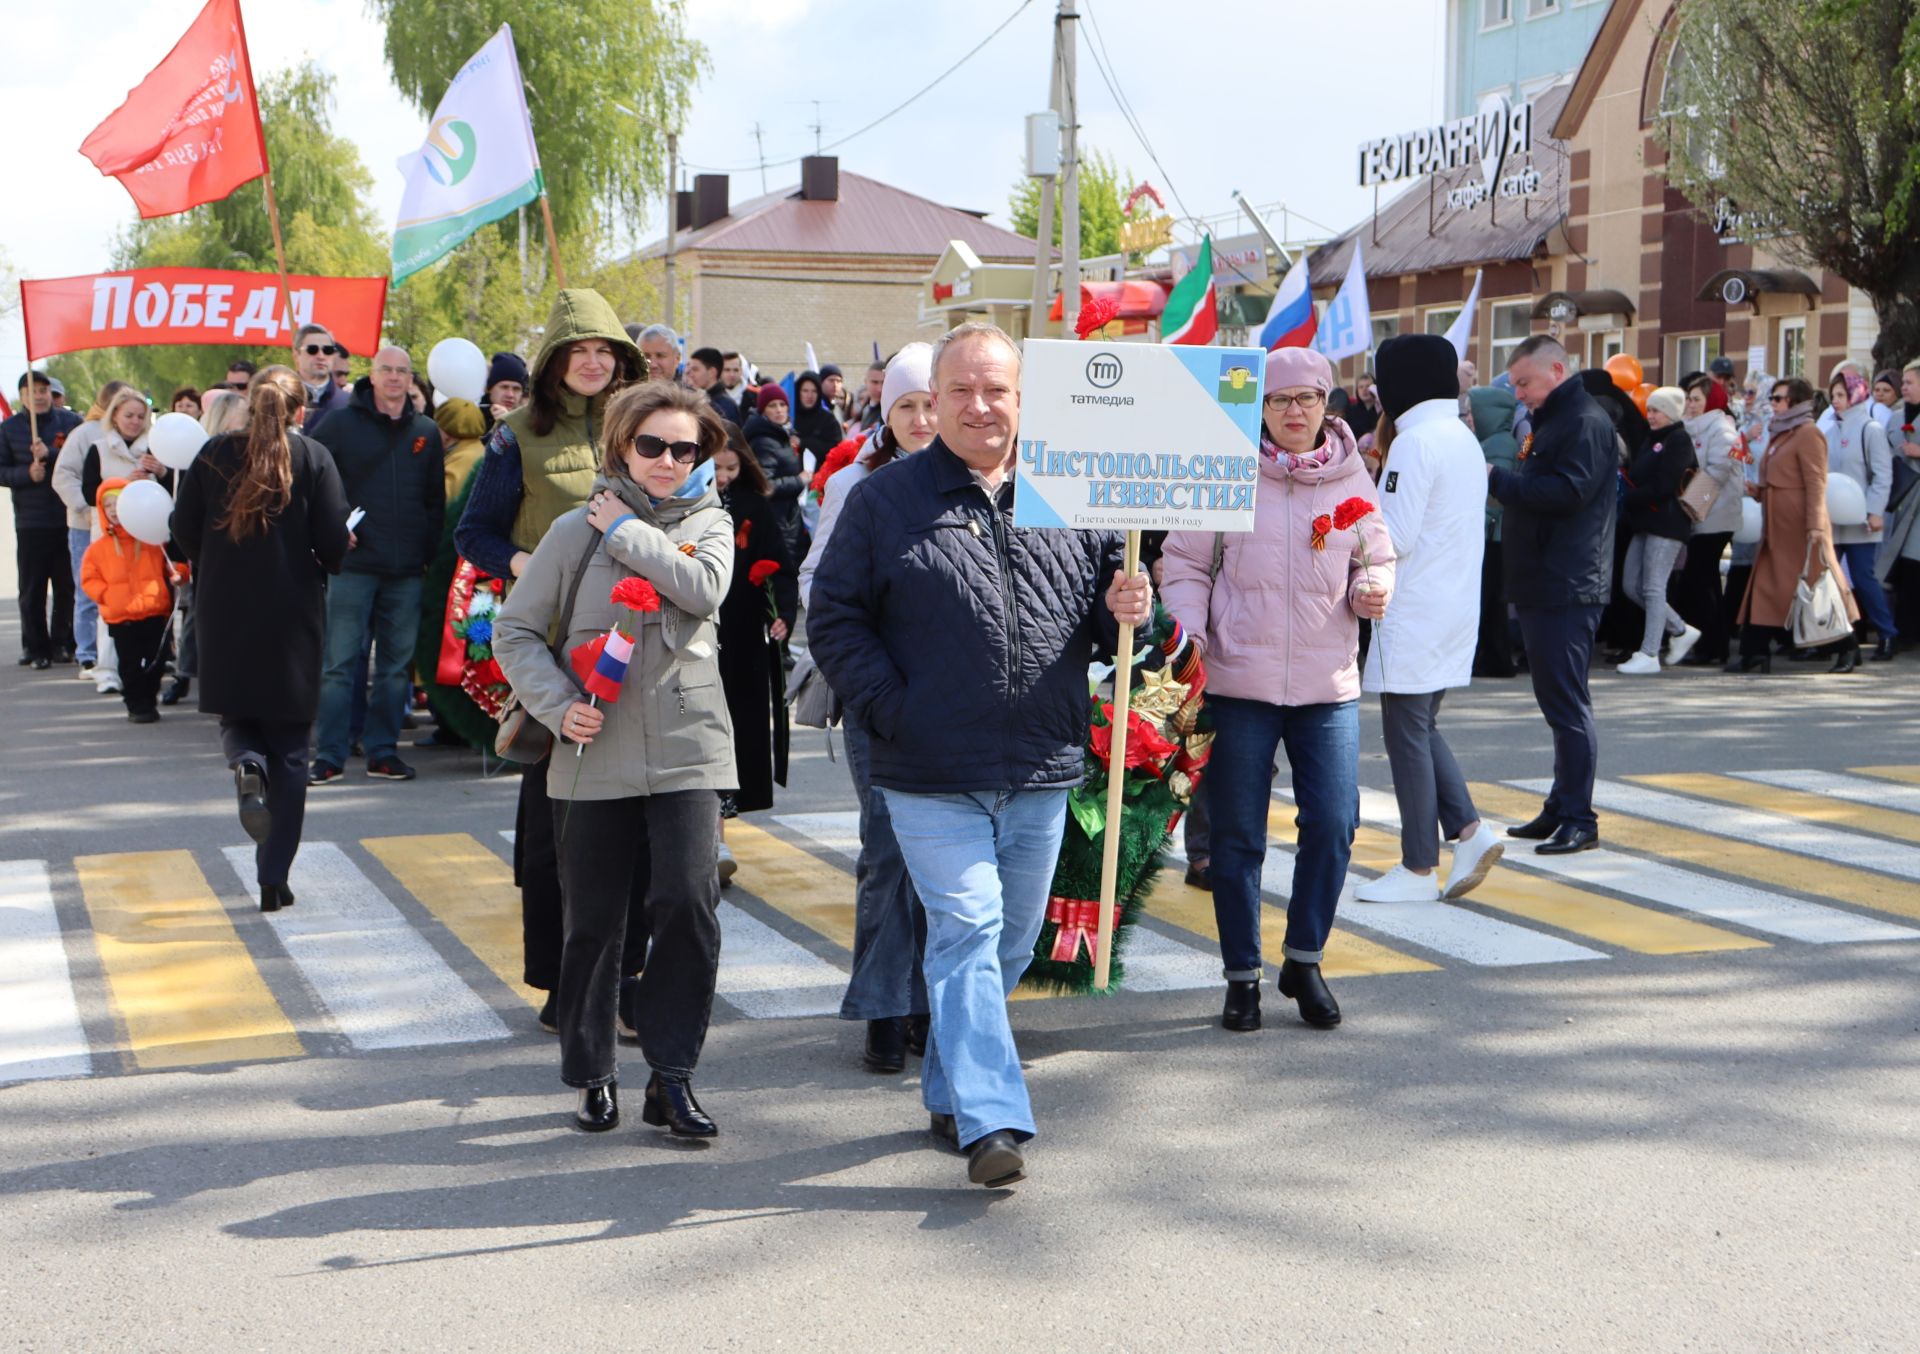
[
  {"left": 1090, "top": 703, "right": 1178, "bottom": 773},
  {"left": 735, "top": 521, "right": 751, "bottom": 549},
  {"left": 1333, "top": 496, "right": 1374, "bottom": 531},
  {"left": 748, "top": 560, "right": 781, "bottom": 587},
  {"left": 610, "top": 577, "right": 661, "bottom": 612},
  {"left": 1075, "top": 294, "right": 1120, "bottom": 339},
  {"left": 468, "top": 656, "right": 507, "bottom": 689},
  {"left": 1309, "top": 514, "right": 1332, "bottom": 552}
]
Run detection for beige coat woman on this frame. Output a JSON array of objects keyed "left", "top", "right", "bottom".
[{"left": 1739, "top": 422, "right": 1858, "bottom": 629}]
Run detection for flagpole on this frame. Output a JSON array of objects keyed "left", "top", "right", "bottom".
[
  {"left": 1093, "top": 528, "right": 1142, "bottom": 991},
  {"left": 502, "top": 25, "right": 568, "bottom": 292},
  {"left": 537, "top": 191, "right": 569, "bottom": 290},
  {"left": 230, "top": 0, "right": 299, "bottom": 359}
]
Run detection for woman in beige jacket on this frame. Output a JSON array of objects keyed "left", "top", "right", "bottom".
[{"left": 494, "top": 383, "right": 736, "bottom": 1138}]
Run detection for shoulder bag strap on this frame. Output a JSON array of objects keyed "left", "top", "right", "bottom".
[{"left": 546, "top": 529, "right": 604, "bottom": 696}]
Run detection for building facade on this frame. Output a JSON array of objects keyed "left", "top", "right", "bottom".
[{"left": 1446, "top": 0, "right": 1611, "bottom": 117}]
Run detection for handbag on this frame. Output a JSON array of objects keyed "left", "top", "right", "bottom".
[
  {"left": 1678, "top": 466, "right": 1720, "bottom": 524},
  {"left": 493, "top": 533, "right": 603, "bottom": 764},
  {"left": 1788, "top": 538, "right": 1855, "bottom": 649},
  {"left": 785, "top": 650, "right": 842, "bottom": 729}
]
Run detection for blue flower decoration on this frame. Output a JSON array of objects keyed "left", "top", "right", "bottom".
[{"left": 465, "top": 617, "right": 493, "bottom": 644}]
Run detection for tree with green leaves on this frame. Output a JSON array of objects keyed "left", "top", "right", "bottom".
[
  {"left": 1009, "top": 148, "right": 1132, "bottom": 260},
  {"left": 1656, "top": 0, "right": 1920, "bottom": 369}
]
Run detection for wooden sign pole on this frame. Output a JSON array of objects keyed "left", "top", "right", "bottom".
[{"left": 1092, "top": 528, "right": 1142, "bottom": 991}]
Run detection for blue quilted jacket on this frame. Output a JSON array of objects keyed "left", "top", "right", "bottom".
[{"left": 808, "top": 439, "right": 1124, "bottom": 794}]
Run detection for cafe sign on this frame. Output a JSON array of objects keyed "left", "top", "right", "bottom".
[{"left": 1358, "top": 94, "right": 1534, "bottom": 200}]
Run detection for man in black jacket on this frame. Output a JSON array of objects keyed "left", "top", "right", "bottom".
[
  {"left": 684, "top": 346, "right": 741, "bottom": 426},
  {"left": 0, "top": 372, "right": 82, "bottom": 667},
  {"left": 809, "top": 322, "right": 1150, "bottom": 1190},
  {"left": 1488, "top": 335, "right": 1617, "bottom": 855},
  {"left": 308, "top": 346, "right": 444, "bottom": 783}
]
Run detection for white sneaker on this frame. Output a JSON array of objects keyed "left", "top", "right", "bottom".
[
  {"left": 1665, "top": 624, "right": 1702, "bottom": 666},
  {"left": 717, "top": 840, "right": 737, "bottom": 889},
  {"left": 1616, "top": 651, "right": 1661, "bottom": 675},
  {"left": 95, "top": 673, "right": 123, "bottom": 695},
  {"left": 1445, "top": 823, "right": 1504, "bottom": 900},
  {"left": 74, "top": 663, "right": 96, "bottom": 682},
  {"left": 1354, "top": 863, "right": 1441, "bottom": 903}
]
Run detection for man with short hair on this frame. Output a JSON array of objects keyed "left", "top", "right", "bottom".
[
  {"left": 720, "top": 351, "right": 755, "bottom": 414},
  {"left": 0, "top": 372, "right": 82, "bottom": 667},
  {"left": 485, "top": 352, "right": 528, "bottom": 422},
  {"left": 684, "top": 346, "right": 741, "bottom": 425},
  {"left": 225, "top": 358, "right": 257, "bottom": 391},
  {"left": 307, "top": 345, "right": 444, "bottom": 784},
  {"left": 294, "top": 323, "right": 350, "bottom": 428},
  {"left": 637, "top": 324, "right": 680, "bottom": 383},
  {"left": 809, "top": 321, "right": 1151, "bottom": 1190},
  {"left": 332, "top": 346, "right": 353, "bottom": 389},
  {"left": 818, "top": 363, "right": 847, "bottom": 420},
  {"left": 856, "top": 359, "right": 887, "bottom": 429},
  {"left": 1487, "top": 334, "right": 1617, "bottom": 856}
]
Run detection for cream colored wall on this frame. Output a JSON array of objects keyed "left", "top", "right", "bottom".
[
  {"left": 683, "top": 253, "right": 950, "bottom": 374},
  {"left": 1576, "top": 0, "right": 1660, "bottom": 304}
]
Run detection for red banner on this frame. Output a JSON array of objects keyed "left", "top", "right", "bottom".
[
  {"left": 78, "top": 0, "right": 267, "bottom": 219},
  {"left": 21, "top": 267, "right": 388, "bottom": 361}
]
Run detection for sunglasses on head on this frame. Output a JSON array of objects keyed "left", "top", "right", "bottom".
[
  {"left": 304, "top": 343, "right": 338, "bottom": 356},
  {"left": 632, "top": 433, "right": 700, "bottom": 464}
]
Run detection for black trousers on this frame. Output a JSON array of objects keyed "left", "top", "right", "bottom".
[
  {"left": 1473, "top": 540, "right": 1516, "bottom": 677},
  {"left": 552, "top": 790, "right": 720, "bottom": 1088},
  {"left": 1723, "top": 563, "right": 1754, "bottom": 648},
  {"left": 1516, "top": 605, "right": 1603, "bottom": 832},
  {"left": 1890, "top": 557, "right": 1920, "bottom": 643},
  {"left": 16, "top": 527, "right": 73, "bottom": 660},
  {"left": 221, "top": 718, "right": 311, "bottom": 887},
  {"left": 109, "top": 616, "right": 169, "bottom": 716},
  {"left": 515, "top": 755, "right": 649, "bottom": 989},
  {"left": 1673, "top": 532, "right": 1733, "bottom": 661}
]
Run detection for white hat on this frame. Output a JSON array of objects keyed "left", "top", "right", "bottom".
[{"left": 880, "top": 343, "right": 934, "bottom": 420}]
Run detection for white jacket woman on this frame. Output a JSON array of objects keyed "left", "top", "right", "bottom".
[
  {"left": 1828, "top": 396, "right": 1892, "bottom": 547},
  {"left": 1684, "top": 401, "right": 1744, "bottom": 537}
]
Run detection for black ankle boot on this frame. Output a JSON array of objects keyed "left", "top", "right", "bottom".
[
  {"left": 1872, "top": 635, "right": 1896, "bottom": 662},
  {"left": 1725, "top": 652, "right": 1772, "bottom": 674},
  {"left": 1278, "top": 959, "right": 1341, "bottom": 1029},
  {"left": 864, "top": 1017, "right": 906, "bottom": 1072},
  {"left": 575, "top": 1082, "right": 619, "bottom": 1132},
  {"left": 259, "top": 885, "right": 281, "bottom": 914},
  {"left": 1830, "top": 642, "right": 1861, "bottom": 674},
  {"left": 1221, "top": 979, "right": 1261, "bottom": 1031},
  {"left": 904, "top": 1013, "right": 929, "bottom": 1058},
  {"left": 643, "top": 1073, "right": 717, "bottom": 1137}
]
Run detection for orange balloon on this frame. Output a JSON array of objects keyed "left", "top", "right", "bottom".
[
  {"left": 1631, "top": 381, "right": 1654, "bottom": 414},
  {"left": 1605, "top": 353, "right": 1644, "bottom": 393}
]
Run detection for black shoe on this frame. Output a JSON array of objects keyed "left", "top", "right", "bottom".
[
  {"left": 53, "top": 648, "right": 74, "bottom": 664},
  {"left": 366, "top": 755, "right": 416, "bottom": 780},
  {"left": 308, "top": 761, "right": 344, "bottom": 786},
  {"left": 276, "top": 884, "right": 296, "bottom": 909},
  {"left": 1872, "top": 637, "right": 1897, "bottom": 662},
  {"left": 1185, "top": 860, "right": 1212, "bottom": 891},
  {"left": 617, "top": 975, "right": 642, "bottom": 1041},
  {"left": 965, "top": 1130, "right": 1026, "bottom": 1188},
  {"left": 642, "top": 1073, "right": 717, "bottom": 1138},
  {"left": 1537, "top": 824, "right": 1600, "bottom": 855},
  {"left": 1221, "top": 979, "right": 1261, "bottom": 1032},
  {"left": 30, "top": 656, "right": 51, "bottom": 671},
  {"left": 1277, "top": 959, "right": 1341, "bottom": 1029},
  {"left": 929, "top": 1112, "right": 959, "bottom": 1150},
  {"left": 1725, "top": 654, "right": 1772, "bottom": 674},
  {"left": 160, "top": 677, "right": 191, "bottom": 706},
  {"left": 1830, "top": 644, "right": 1861, "bottom": 674},
  {"left": 575, "top": 1083, "right": 619, "bottom": 1132},
  {"left": 905, "top": 1013, "right": 929, "bottom": 1058},
  {"left": 864, "top": 1017, "right": 906, "bottom": 1072},
  {"left": 128, "top": 709, "right": 159, "bottom": 724},
  {"left": 536, "top": 991, "right": 558, "bottom": 1034},
  {"left": 16, "top": 652, "right": 34, "bottom": 666},
  {"left": 1507, "top": 811, "right": 1559, "bottom": 840},
  {"left": 259, "top": 885, "right": 282, "bottom": 914},
  {"left": 234, "top": 759, "right": 272, "bottom": 845}
]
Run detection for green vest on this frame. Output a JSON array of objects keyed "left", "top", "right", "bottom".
[{"left": 508, "top": 390, "right": 608, "bottom": 552}]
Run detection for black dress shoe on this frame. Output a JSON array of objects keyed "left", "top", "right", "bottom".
[
  {"left": 1725, "top": 653, "right": 1772, "bottom": 674},
  {"left": 1277, "top": 959, "right": 1341, "bottom": 1029},
  {"left": 1185, "top": 860, "right": 1212, "bottom": 891},
  {"left": 1221, "top": 979, "right": 1261, "bottom": 1031},
  {"left": 1507, "top": 811, "right": 1559, "bottom": 840},
  {"left": 575, "top": 1083, "right": 619, "bottom": 1132},
  {"left": 234, "top": 759, "right": 272, "bottom": 845},
  {"left": 905, "top": 1013, "right": 929, "bottom": 1058},
  {"left": 1537, "top": 824, "right": 1600, "bottom": 855},
  {"left": 536, "top": 992, "right": 558, "bottom": 1034},
  {"left": 29, "top": 656, "right": 51, "bottom": 671},
  {"left": 161, "top": 677, "right": 191, "bottom": 706},
  {"left": 864, "top": 1017, "right": 906, "bottom": 1072},
  {"left": 643, "top": 1073, "right": 717, "bottom": 1137},
  {"left": 965, "top": 1130, "right": 1026, "bottom": 1187},
  {"left": 929, "top": 1112, "right": 959, "bottom": 1150},
  {"left": 15, "top": 653, "right": 33, "bottom": 666},
  {"left": 1872, "top": 637, "right": 1897, "bottom": 662}
]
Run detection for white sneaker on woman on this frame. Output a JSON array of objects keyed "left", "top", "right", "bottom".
[
  {"left": 1665, "top": 624, "right": 1702, "bottom": 666},
  {"left": 1354, "top": 863, "right": 1441, "bottom": 903},
  {"left": 1616, "top": 651, "right": 1661, "bottom": 675},
  {"left": 1445, "top": 823, "right": 1504, "bottom": 900},
  {"left": 717, "top": 840, "right": 737, "bottom": 889}
]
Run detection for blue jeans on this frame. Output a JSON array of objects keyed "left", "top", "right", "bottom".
[
  {"left": 880, "top": 786, "right": 1067, "bottom": 1148},
  {"left": 1207, "top": 695, "right": 1359, "bottom": 974},
  {"left": 838, "top": 726, "right": 928, "bottom": 1021},
  {"left": 1838, "top": 542, "right": 1897, "bottom": 641},
  {"left": 68, "top": 528, "right": 98, "bottom": 664},
  {"left": 315, "top": 571, "right": 423, "bottom": 766}
]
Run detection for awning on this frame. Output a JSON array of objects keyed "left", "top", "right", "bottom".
[
  {"left": 1532, "top": 289, "right": 1635, "bottom": 321},
  {"left": 1697, "top": 269, "right": 1820, "bottom": 307},
  {"left": 1048, "top": 279, "right": 1167, "bottom": 322}
]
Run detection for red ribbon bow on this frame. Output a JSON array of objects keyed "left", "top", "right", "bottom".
[{"left": 1045, "top": 895, "right": 1105, "bottom": 963}]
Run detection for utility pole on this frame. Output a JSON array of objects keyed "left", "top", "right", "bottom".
[
  {"left": 665, "top": 131, "right": 678, "bottom": 329},
  {"left": 1027, "top": 31, "right": 1063, "bottom": 333},
  {"left": 1232, "top": 190, "right": 1293, "bottom": 269},
  {"left": 1059, "top": 0, "right": 1081, "bottom": 337},
  {"left": 753, "top": 123, "right": 768, "bottom": 194},
  {"left": 810, "top": 101, "right": 824, "bottom": 154}
]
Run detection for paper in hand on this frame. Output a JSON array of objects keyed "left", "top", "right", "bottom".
[{"left": 346, "top": 507, "right": 366, "bottom": 531}]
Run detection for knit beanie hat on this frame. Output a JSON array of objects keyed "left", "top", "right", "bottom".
[
  {"left": 1374, "top": 334, "right": 1460, "bottom": 419},
  {"left": 819, "top": 363, "right": 844, "bottom": 381},
  {"left": 1645, "top": 386, "right": 1686, "bottom": 423},
  {"left": 757, "top": 384, "right": 790, "bottom": 414},
  {"left": 487, "top": 352, "right": 529, "bottom": 390},
  {"left": 880, "top": 343, "right": 934, "bottom": 420},
  {"left": 1264, "top": 346, "right": 1333, "bottom": 397}
]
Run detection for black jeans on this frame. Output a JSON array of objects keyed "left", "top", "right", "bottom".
[
  {"left": 1516, "top": 605, "right": 1604, "bottom": 832},
  {"left": 515, "top": 756, "right": 649, "bottom": 989},
  {"left": 221, "top": 719, "right": 312, "bottom": 887},
  {"left": 1673, "top": 532, "right": 1733, "bottom": 660},
  {"left": 553, "top": 790, "right": 720, "bottom": 1088},
  {"left": 109, "top": 616, "right": 170, "bottom": 715},
  {"left": 16, "top": 526, "right": 73, "bottom": 659},
  {"left": 1473, "top": 539, "right": 1516, "bottom": 677}
]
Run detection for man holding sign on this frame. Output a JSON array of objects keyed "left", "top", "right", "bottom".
[{"left": 808, "top": 322, "right": 1150, "bottom": 1190}]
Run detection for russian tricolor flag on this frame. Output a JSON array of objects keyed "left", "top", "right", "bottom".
[
  {"left": 570, "top": 627, "right": 635, "bottom": 704},
  {"left": 1258, "top": 254, "right": 1317, "bottom": 351}
]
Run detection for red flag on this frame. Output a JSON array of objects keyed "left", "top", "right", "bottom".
[{"left": 78, "top": 0, "right": 268, "bottom": 219}]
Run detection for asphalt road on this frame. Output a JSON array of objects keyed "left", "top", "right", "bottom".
[{"left": 2, "top": 615, "right": 1918, "bottom": 1351}]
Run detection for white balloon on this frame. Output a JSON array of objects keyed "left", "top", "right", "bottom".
[
  {"left": 1734, "top": 497, "right": 1763, "bottom": 545},
  {"left": 1826, "top": 473, "right": 1868, "bottom": 526},
  {"left": 149, "top": 411, "right": 208, "bottom": 470},
  {"left": 116, "top": 479, "right": 174, "bottom": 546},
  {"left": 427, "top": 338, "right": 489, "bottom": 405}
]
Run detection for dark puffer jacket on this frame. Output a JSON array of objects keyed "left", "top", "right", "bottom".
[
  {"left": 808, "top": 439, "right": 1124, "bottom": 794},
  {"left": 743, "top": 411, "right": 805, "bottom": 555},
  {"left": 1489, "top": 375, "right": 1618, "bottom": 608},
  {"left": 1621, "top": 421, "right": 1698, "bottom": 542}
]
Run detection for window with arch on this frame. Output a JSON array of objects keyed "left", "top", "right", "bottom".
[{"left": 1645, "top": 8, "right": 1725, "bottom": 175}]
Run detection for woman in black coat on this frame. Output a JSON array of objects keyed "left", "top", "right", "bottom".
[
  {"left": 742, "top": 384, "right": 806, "bottom": 558},
  {"left": 1614, "top": 385, "right": 1699, "bottom": 673},
  {"left": 172, "top": 366, "right": 350, "bottom": 912}
]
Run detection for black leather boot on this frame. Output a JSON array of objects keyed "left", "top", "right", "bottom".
[
  {"left": 1278, "top": 959, "right": 1342, "bottom": 1029},
  {"left": 575, "top": 1082, "right": 618, "bottom": 1132},
  {"left": 864, "top": 1017, "right": 906, "bottom": 1072},
  {"left": 1830, "top": 641, "right": 1861, "bottom": 674},
  {"left": 905, "top": 1013, "right": 929, "bottom": 1058},
  {"left": 643, "top": 1073, "right": 717, "bottom": 1138},
  {"left": 1872, "top": 636, "right": 1896, "bottom": 662},
  {"left": 1221, "top": 979, "right": 1261, "bottom": 1031}
]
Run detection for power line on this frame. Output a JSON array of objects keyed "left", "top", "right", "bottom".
[
  {"left": 680, "top": 0, "right": 1037, "bottom": 176},
  {"left": 1079, "top": 0, "right": 1194, "bottom": 225}
]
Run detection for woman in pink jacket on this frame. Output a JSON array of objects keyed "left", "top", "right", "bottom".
[{"left": 1162, "top": 347, "right": 1393, "bottom": 1034}]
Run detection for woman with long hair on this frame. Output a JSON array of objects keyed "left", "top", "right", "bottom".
[
  {"left": 163, "top": 388, "right": 254, "bottom": 707},
  {"left": 171, "top": 366, "right": 351, "bottom": 911}
]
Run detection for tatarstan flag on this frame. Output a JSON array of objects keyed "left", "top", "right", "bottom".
[{"left": 1161, "top": 235, "right": 1218, "bottom": 346}]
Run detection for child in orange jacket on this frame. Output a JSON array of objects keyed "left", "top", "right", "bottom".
[{"left": 81, "top": 477, "right": 177, "bottom": 723}]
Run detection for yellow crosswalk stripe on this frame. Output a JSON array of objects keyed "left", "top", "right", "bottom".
[
  {"left": 1634, "top": 772, "right": 1920, "bottom": 846},
  {"left": 75, "top": 850, "right": 302, "bottom": 1070},
  {"left": 1469, "top": 783, "right": 1920, "bottom": 924},
  {"left": 1139, "top": 871, "right": 1436, "bottom": 978},
  {"left": 364, "top": 833, "right": 540, "bottom": 1010},
  {"left": 1850, "top": 765, "right": 1920, "bottom": 788},
  {"left": 726, "top": 821, "right": 857, "bottom": 952}
]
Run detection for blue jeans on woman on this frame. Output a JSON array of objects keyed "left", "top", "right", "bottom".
[
  {"left": 837, "top": 726, "right": 928, "bottom": 1022},
  {"left": 1206, "top": 695, "right": 1359, "bottom": 975},
  {"left": 1837, "top": 541, "right": 1897, "bottom": 642},
  {"left": 878, "top": 786, "right": 1067, "bottom": 1149}
]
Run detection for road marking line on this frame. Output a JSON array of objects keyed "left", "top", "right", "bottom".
[
  {"left": 1644, "top": 771, "right": 1920, "bottom": 845},
  {"left": 1739, "top": 769, "right": 1920, "bottom": 818},
  {"left": 726, "top": 821, "right": 859, "bottom": 952},
  {"left": 1850, "top": 765, "right": 1920, "bottom": 788},
  {"left": 715, "top": 901, "right": 850, "bottom": 1019},
  {"left": 220, "top": 844, "right": 510, "bottom": 1050},
  {"left": 75, "top": 850, "right": 302, "bottom": 1070},
  {"left": 0, "top": 861, "right": 91, "bottom": 1084},
  {"left": 770, "top": 811, "right": 862, "bottom": 860},
  {"left": 364, "top": 834, "right": 541, "bottom": 1011}
]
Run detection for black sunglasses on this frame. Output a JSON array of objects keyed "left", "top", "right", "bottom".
[
  {"left": 303, "top": 343, "right": 338, "bottom": 356},
  {"left": 633, "top": 433, "right": 700, "bottom": 464},
  {"left": 1770, "top": 393, "right": 1791, "bottom": 403}
]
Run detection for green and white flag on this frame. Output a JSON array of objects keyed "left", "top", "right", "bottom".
[{"left": 391, "top": 24, "right": 544, "bottom": 285}]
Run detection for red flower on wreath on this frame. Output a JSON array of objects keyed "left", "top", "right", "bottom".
[
  {"left": 748, "top": 559, "right": 781, "bottom": 587},
  {"left": 1333, "top": 496, "right": 1375, "bottom": 531},
  {"left": 1309, "top": 514, "right": 1333, "bottom": 552},
  {"left": 1090, "top": 703, "right": 1177, "bottom": 773},
  {"left": 468, "top": 656, "right": 507, "bottom": 689},
  {"left": 610, "top": 577, "right": 661, "bottom": 612}
]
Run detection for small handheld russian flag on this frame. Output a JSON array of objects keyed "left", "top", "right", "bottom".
[{"left": 564, "top": 575, "right": 662, "bottom": 757}]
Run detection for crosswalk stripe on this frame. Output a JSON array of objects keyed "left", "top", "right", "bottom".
[
  {"left": 1639, "top": 772, "right": 1920, "bottom": 846},
  {"left": 769, "top": 811, "right": 861, "bottom": 861},
  {"left": 1470, "top": 782, "right": 1920, "bottom": 927},
  {"left": 1534, "top": 778, "right": 1920, "bottom": 883},
  {"left": 715, "top": 901, "right": 849, "bottom": 1019},
  {"left": 75, "top": 850, "right": 302, "bottom": 1070},
  {"left": 0, "top": 861, "right": 91, "bottom": 1084},
  {"left": 364, "top": 834, "right": 542, "bottom": 1011},
  {"left": 220, "top": 844, "right": 510, "bottom": 1050},
  {"left": 1738, "top": 769, "right": 1920, "bottom": 818},
  {"left": 727, "top": 821, "right": 858, "bottom": 952},
  {"left": 1849, "top": 765, "right": 1920, "bottom": 787},
  {"left": 1340, "top": 790, "right": 1767, "bottom": 954}
]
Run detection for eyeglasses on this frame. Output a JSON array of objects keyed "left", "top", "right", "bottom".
[
  {"left": 1264, "top": 391, "right": 1325, "bottom": 411},
  {"left": 632, "top": 434, "right": 700, "bottom": 464},
  {"left": 303, "top": 344, "right": 338, "bottom": 356},
  {"left": 1770, "top": 394, "right": 1792, "bottom": 403}
]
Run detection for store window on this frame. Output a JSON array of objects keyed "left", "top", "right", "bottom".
[
  {"left": 1489, "top": 302, "right": 1532, "bottom": 371},
  {"left": 1671, "top": 333, "right": 1723, "bottom": 379},
  {"left": 1482, "top": 0, "right": 1512, "bottom": 28},
  {"left": 1589, "top": 331, "right": 1625, "bottom": 366},
  {"left": 1424, "top": 307, "right": 1461, "bottom": 337},
  {"left": 1526, "top": 0, "right": 1559, "bottom": 16},
  {"left": 1370, "top": 315, "right": 1400, "bottom": 364},
  {"left": 1779, "top": 318, "right": 1807, "bottom": 379}
]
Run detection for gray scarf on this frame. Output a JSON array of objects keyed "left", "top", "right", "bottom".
[{"left": 1770, "top": 400, "right": 1815, "bottom": 436}]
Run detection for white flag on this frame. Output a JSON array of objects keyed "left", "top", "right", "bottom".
[
  {"left": 1444, "top": 269, "right": 1484, "bottom": 361},
  {"left": 805, "top": 342, "right": 820, "bottom": 373},
  {"left": 392, "top": 25, "right": 544, "bottom": 284},
  {"left": 1311, "top": 241, "right": 1373, "bottom": 363}
]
